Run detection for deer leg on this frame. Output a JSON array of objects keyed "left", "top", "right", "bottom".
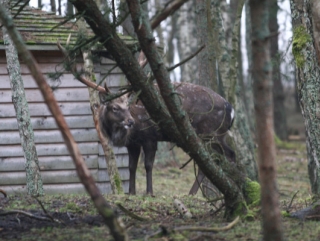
[
  {"left": 189, "top": 168, "right": 206, "bottom": 195},
  {"left": 127, "top": 144, "right": 141, "bottom": 195},
  {"left": 143, "top": 142, "right": 157, "bottom": 195}
]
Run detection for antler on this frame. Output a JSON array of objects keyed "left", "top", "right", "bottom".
[{"left": 57, "top": 41, "right": 110, "bottom": 94}]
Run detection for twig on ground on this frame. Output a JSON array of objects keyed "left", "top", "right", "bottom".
[
  {"left": 116, "top": 203, "right": 149, "bottom": 221},
  {"left": 211, "top": 202, "right": 226, "bottom": 216},
  {"left": 34, "top": 197, "right": 56, "bottom": 222},
  {"left": 145, "top": 216, "right": 240, "bottom": 240},
  {"left": 0, "top": 210, "right": 62, "bottom": 223},
  {"left": 207, "top": 196, "right": 224, "bottom": 203},
  {"left": 286, "top": 190, "right": 299, "bottom": 212},
  {"left": 174, "top": 216, "right": 240, "bottom": 232}
]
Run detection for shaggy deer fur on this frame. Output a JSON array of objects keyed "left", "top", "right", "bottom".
[{"left": 99, "top": 82, "right": 235, "bottom": 195}]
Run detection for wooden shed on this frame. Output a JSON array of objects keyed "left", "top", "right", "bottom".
[{"left": 0, "top": 3, "right": 132, "bottom": 194}]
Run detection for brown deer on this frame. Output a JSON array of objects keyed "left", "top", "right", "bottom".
[{"left": 99, "top": 82, "right": 235, "bottom": 195}]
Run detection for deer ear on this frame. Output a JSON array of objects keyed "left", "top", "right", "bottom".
[{"left": 99, "top": 92, "right": 109, "bottom": 105}]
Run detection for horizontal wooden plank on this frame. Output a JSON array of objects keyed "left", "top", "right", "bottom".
[
  {"left": 0, "top": 102, "right": 92, "bottom": 117},
  {"left": 0, "top": 168, "right": 129, "bottom": 185},
  {"left": 0, "top": 63, "right": 84, "bottom": 75},
  {"left": 0, "top": 88, "right": 90, "bottom": 103},
  {"left": 0, "top": 116, "right": 95, "bottom": 131},
  {"left": 0, "top": 181, "right": 129, "bottom": 195},
  {"left": 1, "top": 74, "right": 89, "bottom": 89},
  {"left": 103, "top": 74, "right": 129, "bottom": 88},
  {"left": 0, "top": 129, "right": 99, "bottom": 144},
  {"left": 0, "top": 155, "right": 99, "bottom": 172},
  {"left": 98, "top": 169, "right": 129, "bottom": 182},
  {"left": 98, "top": 154, "right": 129, "bottom": 169},
  {"left": 0, "top": 142, "right": 98, "bottom": 157},
  {"left": 99, "top": 144, "right": 128, "bottom": 155}
]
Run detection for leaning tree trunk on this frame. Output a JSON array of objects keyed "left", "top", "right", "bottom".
[
  {"left": 71, "top": 0, "right": 247, "bottom": 219},
  {"left": 2, "top": 0, "right": 43, "bottom": 197},
  {"left": 269, "top": 0, "right": 288, "bottom": 141},
  {"left": 290, "top": 0, "right": 320, "bottom": 194},
  {"left": 250, "top": 0, "right": 283, "bottom": 240},
  {"left": 0, "top": 6, "right": 129, "bottom": 240}
]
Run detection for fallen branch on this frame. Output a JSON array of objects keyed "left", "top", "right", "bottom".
[
  {"left": 0, "top": 210, "right": 61, "bottom": 223},
  {"left": 174, "top": 216, "right": 240, "bottom": 232},
  {"left": 34, "top": 197, "right": 56, "bottom": 222},
  {"left": 116, "top": 203, "right": 149, "bottom": 221},
  {"left": 286, "top": 190, "right": 299, "bottom": 212},
  {"left": 145, "top": 216, "right": 240, "bottom": 240}
]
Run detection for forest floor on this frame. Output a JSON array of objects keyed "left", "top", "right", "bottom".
[{"left": 1, "top": 136, "right": 320, "bottom": 240}]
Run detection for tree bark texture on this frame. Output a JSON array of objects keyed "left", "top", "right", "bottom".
[
  {"left": 0, "top": 5, "right": 128, "bottom": 241},
  {"left": 269, "top": 0, "right": 288, "bottom": 141},
  {"left": 250, "top": 0, "right": 284, "bottom": 240},
  {"left": 176, "top": 0, "right": 199, "bottom": 83},
  {"left": 290, "top": 0, "right": 320, "bottom": 194},
  {"left": 1, "top": 0, "right": 44, "bottom": 197},
  {"left": 81, "top": 46, "right": 124, "bottom": 195},
  {"left": 219, "top": 0, "right": 258, "bottom": 182},
  {"left": 70, "top": 0, "right": 246, "bottom": 218},
  {"left": 244, "top": 2, "right": 255, "bottom": 134},
  {"left": 195, "top": 0, "right": 215, "bottom": 89}
]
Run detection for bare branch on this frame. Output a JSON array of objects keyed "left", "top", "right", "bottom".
[
  {"left": 150, "top": 0, "right": 189, "bottom": 29},
  {"left": 0, "top": 210, "right": 61, "bottom": 223},
  {"left": 167, "top": 44, "right": 205, "bottom": 72},
  {"left": 57, "top": 41, "right": 108, "bottom": 93}
]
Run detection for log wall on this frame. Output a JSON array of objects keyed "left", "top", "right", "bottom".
[{"left": 0, "top": 50, "right": 129, "bottom": 194}]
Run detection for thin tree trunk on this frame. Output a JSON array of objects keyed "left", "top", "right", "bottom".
[
  {"left": 244, "top": 1, "right": 255, "bottom": 135},
  {"left": 221, "top": 0, "right": 258, "bottom": 182},
  {"left": 50, "top": 0, "right": 56, "bottom": 13},
  {"left": 250, "top": 0, "right": 283, "bottom": 239},
  {"left": 269, "top": 0, "right": 288, "bottom": 141},
  {"left": 78, "top": 19, "right": 124, "bottom": 194},
  {"left": 176, "top": 0, "right": 198, "bottom": 83},
  {"left": 195, "top": 0, "right": 215, "bottom": 89},
  {"left": 291, "top": 0, "right": 320, "bottom": 194},
  {"left": 1, "top": 0, "right": 43, "bottom": 197}
]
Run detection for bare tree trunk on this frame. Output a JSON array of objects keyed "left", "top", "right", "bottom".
[
  {"left": 1, "top": 0, "right": 44, "bottom": 197},
  {"left": 291, "top": 0, "right": 320, "bottom": 194},
  {"left": 50, "top": 0, "right": 56, "bottom": 13},
  {"left": 269, "top": 0, "right": 288, "bottom": 141},
  {"left": 77, "top": 17, "right": 124, "bottom": 194},
  {"left": 0, "top": 5, "right": 129, "bottom": 240},
  {"left": 195, "top": 0, "right": 215, "bottom": 89},
  {"left": 119, "top": 0, "right": 135, "bottom": 37},
  {"left": 176, "top": 0, "right": 198, "bottom": 82},
  {"left": 250, "top": 0, "right": 283, "bottom": 239},
  {"left": 244, "top": 1, "right": 255, "bottom": 135},
  {"left": 220, "top": 0, "right": 258, "bottom": 182}
]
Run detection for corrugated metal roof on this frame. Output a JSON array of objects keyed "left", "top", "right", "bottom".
[{"left": 0, "top": 2, "right": 135, "bottom": 50}]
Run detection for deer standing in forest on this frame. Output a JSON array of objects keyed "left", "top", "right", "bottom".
[{"left": 99, "top": 82, "right": 235, "bottom": 195}]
